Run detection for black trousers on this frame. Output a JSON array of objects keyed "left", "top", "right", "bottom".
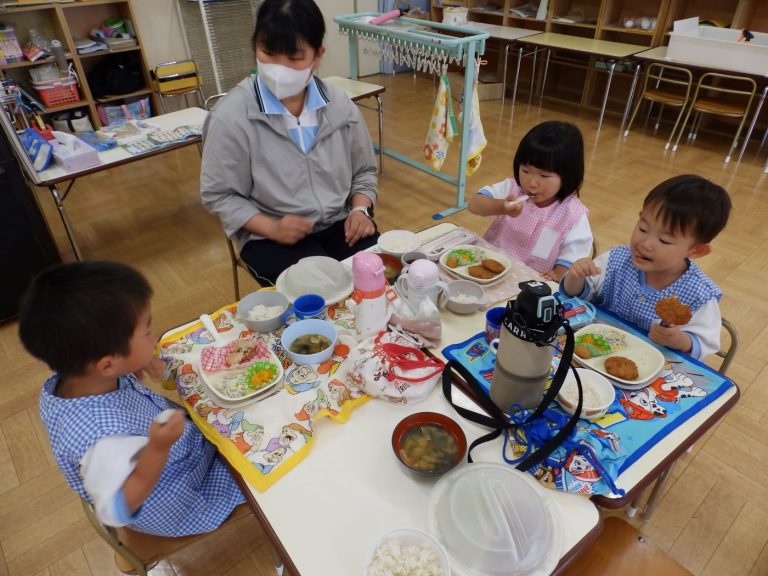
[{"left": 239, "top": 219, "right": 379, "bottom": 285}]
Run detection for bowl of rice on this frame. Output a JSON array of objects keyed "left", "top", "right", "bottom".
[
  {"left": 445, "top": 280, "right": 485, "bottom": 314},
  {"left": 237, "top": 291, "right": 291, "bottom": 333},
  {"left": 556, "top": 368, "right": 615, "bottom": 420},
  {"left": 378, "top": 230, "right": 421, "bottom": 258},
  {"left": 364, "top": 528, "right": 450, "bottom": 576}
]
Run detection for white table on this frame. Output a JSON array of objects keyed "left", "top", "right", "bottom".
[
  {"left": 237, "top": 223, "right": 601, "bottom": 576},
  {"left": 33, "top": 107, "right": 207, "bottom": 260}
]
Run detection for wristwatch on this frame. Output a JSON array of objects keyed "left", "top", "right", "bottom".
[{"left": 351, "top": 205, "right": 374, "bottom": 219}]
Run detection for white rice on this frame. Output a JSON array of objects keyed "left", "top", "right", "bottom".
[
  {"left": 380, "top": 237, "right": 419, "bottom": 254},
  {"left": 451, "top": 293, "right": 478, "bottom": 304},
  {"left": 247, "top": 304, "right": 284, "bottom": 321},
  {"left": 368, "top": 539, "right": 443, "bottom": 576},
  {"left": 560, "top": 379, "right": 603, "bottom": 409}
]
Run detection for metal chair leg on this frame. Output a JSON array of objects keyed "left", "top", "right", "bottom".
[
  {"left": 623, "top": 94, "right": 645, "bottom": 137},
  {"left": 642, "top": 463, "right": 676, "bottom": 519},
  {"left": 666, "top": 104, "right": 688, "bottom": 150},
  {"left": 81, "top": 499, "right": 148, "bottom": 576},
  {"left": 654, "top": 103, "right": 664, "bottom": 131},
  {"left": 375, "top": 94, "right": 383, "bottom": 175},
  {"left": 673, "top": 102, "right": 694, "bottom": 152},
  {"left": 725, "top": 113, "right": 750, "bottom": 163},
  {"left": 226, "top": 239, "right": 241, "bottom": 301}
]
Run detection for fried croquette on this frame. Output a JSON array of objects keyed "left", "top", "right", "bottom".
[
  {"left": 446, "top": 256, "right": 459, "bottom": 268},
  {"left": 604, "top": 356, "right": 639, "bottom": 381},
  {"left": 481, "top": 258, "right": 505, "bottom": 274},
  {"left": 655, "top": 296, "right": 692, "bottom": 326},
  {"left": 468, "top": 265, "right": 496, "bottom": 280},
  {"left": 575, "top": 344, "right": 592, "bottom": 359}
]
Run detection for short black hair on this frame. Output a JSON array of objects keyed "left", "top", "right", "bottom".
[
  {"left": 514, "top": 120, "right": 585, "bottom": 201},
  {"left": 18, "top": 261, "right": 153, "bottom": 377},
  {"left": 643, "top": 174, "right": 731, "bottom": 244},
  {"left": 252, "top": 0, "right": 325, "bottom": 55}
]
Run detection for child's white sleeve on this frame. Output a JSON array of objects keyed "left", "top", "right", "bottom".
[
  {"left": 556, "top": 214, "right": 593, "bottom": 268},
  {"left": 683, "top": 299, "right": 722, "bottom": 359},
  {"left": 477, "top": 178, "right": 518, "bottom": 200},
  {"left": 80, "top": 435, "right": 148, "bottom": 527}
]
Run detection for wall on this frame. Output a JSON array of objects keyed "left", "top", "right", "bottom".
[{"left": 131, "top": 0, "right": 189, "bottom": 67}]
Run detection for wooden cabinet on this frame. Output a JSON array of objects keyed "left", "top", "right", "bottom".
[{"left": 0, "top": 0, "right": 154, "bottom": 129}]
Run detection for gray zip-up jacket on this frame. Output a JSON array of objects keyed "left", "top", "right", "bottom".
[{"left": 200, "top": 76, "right": 377, "bottom": 250}]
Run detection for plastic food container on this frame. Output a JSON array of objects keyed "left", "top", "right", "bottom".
[
  {"left": 377, "top": 230, "right": 421, "bottom": 258},
  {"left": 364, "top": 528, "right": 450, "bottom": 576},
  {"left": 237, "top": 290, "right": 291, "bottom": 333},
  {"left": 282, "top": 256, "right": 352, "bottom": 302},
  {"left": 556, "top": 368, "right": 615, "bottom": 420},
  {"left": 445, "top": 280, "right": 485, "bottom": 314},
  {"left": 428, "top": 463, "right": 559, "bottom": 576}
]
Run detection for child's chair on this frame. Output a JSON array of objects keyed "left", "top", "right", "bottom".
[
  {"left": 152, "top": 59, "right": 205, "bottom": 113},
  {"left": 560, "top": 516, "right": 692, "bottom": 575},
  {"left": 626, "top": 317, "right": 738, "bottom": 520},
  {"left": 623, "top": 63, "right": 693, "bottom": 150},
  {"left": 322, "top": 75, "right": 385, "bottom": 174},
  {"left": 673, "top": 72, "right": 757, "bottom": 163},
  {"left": 81, "top": 498, "right": 254, "bottom": 574}
]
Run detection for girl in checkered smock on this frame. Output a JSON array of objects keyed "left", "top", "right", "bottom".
[
  {"left": 469, "top": 121, "right": 593, "bottom": 281},
  {"left": 20, "top": 262, "right": 244, "bottom": 537},
  {"left": 561, "top": 175, "right": 732, "bottom": 360}
]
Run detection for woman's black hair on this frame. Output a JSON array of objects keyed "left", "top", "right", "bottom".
[
  {"left": 252, "top": 0, "right": 325, "bottom": 55},
  {"left": 513, "top": 120, "right": 585, "bottom": 201},
  {"left": 18, "top": 261, "right": 153, "bottom": 377}
]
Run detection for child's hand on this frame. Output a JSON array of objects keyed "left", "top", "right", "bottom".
[
  {"left": 501, "top": 195, "right": 526, "bottom": 217},
  {"left": 648, "top": 322, "right": 692, "bottom": 353},
  {"left": 148, "top": 410, "right": 185, "bottom": 451},
  {"left": 568, "top": 258, "right": 601, "bottom": 278},
  {"left": 135, "top": 356, "right": 166, "bottom": 382}
]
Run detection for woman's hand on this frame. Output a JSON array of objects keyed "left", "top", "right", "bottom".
[
  {"left": 648, "top": 323, "right": 692, "bottom": 353},
  {"left": 345, "top": 211, "right": 375, "bottom": 246},
  {"left": 268, "top": 215, "right": 313, "bottom": 245}
]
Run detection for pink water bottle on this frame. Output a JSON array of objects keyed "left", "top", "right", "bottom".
[{"left": 348, "top": 252, "right": 390, "bottom": 339}]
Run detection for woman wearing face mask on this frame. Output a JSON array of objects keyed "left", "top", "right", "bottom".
[{"left": 201, "top": 0, "right": 378, "bottom": 285}]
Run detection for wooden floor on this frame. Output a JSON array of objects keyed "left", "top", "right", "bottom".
[{"left": 1, "top": 72, "right": 768, "bottom": 575}]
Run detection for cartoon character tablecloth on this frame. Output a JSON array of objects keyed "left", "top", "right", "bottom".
[
  {"left": 158, "top": 302, "right": 368, "bottom": 492},
  {"left": 442, "top": 307, "right": 736, "bottom": 496}
]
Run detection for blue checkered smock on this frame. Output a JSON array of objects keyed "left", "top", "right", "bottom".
[
  {"left": 39, "top": 374, "right": 243, "bottom": 536},
  {"left": 595, "top": 246, "right": 722, "bottom": 332}
]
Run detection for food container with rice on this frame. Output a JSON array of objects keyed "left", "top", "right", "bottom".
[
  {"left": 378, "top": 230, "right": 421, "bottom": 257},
  {"left": 446, "top": 279, "right": 485, "bottom": 314},
  {"left": 556, "top": 368, "right": 615, "bottom": 420},
  {"left": 237, "top": 291, "right": 291, "bottom": 333},
  {"left": 365, "top": 528, "right": 450, "bottom": 576}
]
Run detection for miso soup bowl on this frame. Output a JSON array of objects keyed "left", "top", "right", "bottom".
[
  {"left": 392, "top": 412, "right": 467, "bottom": 477},
  {"left": 280, "top": 319, "right": 337, "bottom": 366}
]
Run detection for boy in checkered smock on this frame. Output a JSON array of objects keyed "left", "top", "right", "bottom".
[
  {"left": 561, "top": 175, "right": 731, "bottom": 360},
  {"left": 19, "top": 262, "right": 244, "bottom": 536}
]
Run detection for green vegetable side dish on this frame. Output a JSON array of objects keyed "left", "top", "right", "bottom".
[
  {"left": 446, "top": 248, "right": 478, "bottom": 266},
  {"left": 244, "top": 361, "right": 279, "bottom": 390}
]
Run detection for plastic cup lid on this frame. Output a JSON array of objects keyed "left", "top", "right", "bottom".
[
  {"left": 286, "top": 256, "right": 350, "bottom": 297},
  {"left": 428, "top": 463, "right": 557, "bottom": 576}
]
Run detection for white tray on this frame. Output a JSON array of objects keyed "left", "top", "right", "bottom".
[
  {"left": 200, "top": 349, "right": 284, "bottom": 402},
  {"left": 573, "top": 324, "right": 664, "bottom": 390},
  {"left": 438, "top": 244, "right": 511, "bottom": 285}
]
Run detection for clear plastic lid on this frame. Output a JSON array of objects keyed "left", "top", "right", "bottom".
[
  {"left": 286, "top": 256, "right": 351, "bottom": 298},
  {"left": 428, "top": 463, "right": 556, "bottom": 576}
]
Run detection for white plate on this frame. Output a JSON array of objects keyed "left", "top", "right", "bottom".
[
  {"left": 438, "top": 244, "right": 511, "bottom": 285},
  {"left": 573, "top": 324, "right": 664, "bottom": 390},
  {"left": 200, "top": 349, "right": 284, "bottom": 403},
  {"left": 275, "top": 265, "right": 353, "bottom": 305}
]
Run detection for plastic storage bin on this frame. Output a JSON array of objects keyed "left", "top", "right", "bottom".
[{"left": 33, "top": 77, "right": 80, "bottom": 108}]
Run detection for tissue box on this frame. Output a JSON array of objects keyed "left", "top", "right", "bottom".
[{"left": 51, "top": 132, "right": 101, "bottom": 171}]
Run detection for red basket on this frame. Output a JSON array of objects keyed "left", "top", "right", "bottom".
[{"left": 35, "top": 78, "right": 80, "bottom": 108}]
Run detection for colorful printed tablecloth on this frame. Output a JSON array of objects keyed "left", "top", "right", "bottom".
[
  {"left": 158, "top": 301, "right": 369, "bottom": 492},
  {"left": 442, "top": 307, "right": 736, "bottom": 496}
]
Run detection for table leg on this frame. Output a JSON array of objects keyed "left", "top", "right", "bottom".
[
  {"left": 501, "top": 42, "right": 510, "bottom": 110},
  {"left": 528, "top": 46, "right": 538, "bottom": 106},
  {"left": 642, "top": 462, "right": 675, "bottom": 519},
  {"left": 512, "top": 45, "right": 523, "bottom": 112},
  {"left": 49, "top": 183, "right": 83, "bottom": 261},
  {"left": 620, "top": 63, "right": 641, "bottom": 135},
  {"left": 597, "top": 61, "right": 617, "bottom": 133},
  {"left": 737, "top": 84, "right": 768, "bottom": 164},
  {"left": 540, "top": 48, "right": 551, "bottom": 102}
]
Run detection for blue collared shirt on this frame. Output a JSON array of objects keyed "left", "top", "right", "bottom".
[{"left": 255, "top": 75, "right": 329, "bottom": 153}]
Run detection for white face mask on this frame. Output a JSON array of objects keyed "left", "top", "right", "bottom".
[{"left": 257, "top": 60, "right": 313, "bottom": 100}]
